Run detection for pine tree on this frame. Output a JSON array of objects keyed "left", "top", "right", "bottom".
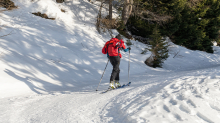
[
  {"left": 127, "top": 0, "right": 220, "bottom": 53},
  {"left": 127, "top": 0, "right": 187, "bottom": 42},
  {"left": 162, "top": 0, "right": 220, "bottom": 53},
  {"left": 204, "top": 0, "right": 220, "bottom": 48},
  {"left": 147, "top": 26, "right": 169, "bottom": 68},
  {"left": 172, "top": 4, "right": 211, "bottom": 52}
]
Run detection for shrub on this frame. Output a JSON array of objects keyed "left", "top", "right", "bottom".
[{"left": 0, "top": 0, "right": 17, "bottom": 10}]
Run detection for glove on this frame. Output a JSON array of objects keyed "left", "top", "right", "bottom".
[
  {"left": 128, "top": 47, "right": 131, "bottom": 50},
  {"left": 124, "top": 49, "right": 129, "bottom": 52}
]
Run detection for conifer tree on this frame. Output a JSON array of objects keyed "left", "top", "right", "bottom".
[
  {"left": 204, "top": 0, "right": 220, "bottom": 48},
  {"left": 127, "top": 0, "right": 220, "bottom": 53},
  {"left": 162, "top": 0, "right": 220, "bottom": 53},
  {"left": 147, "top": 26, "right": 169, "bottom": 68},
  {"left": 171, "top": 3, "right": 212, "bottom": 52}
]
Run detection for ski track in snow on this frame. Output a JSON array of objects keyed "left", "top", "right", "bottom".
[
  {"left": 1, "top": 0, "right": 220, "bottom": 123},
  {"left": 2, "top": 68, "right": 220, "bottom": 123}
]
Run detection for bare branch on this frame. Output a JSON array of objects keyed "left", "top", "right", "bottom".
[
  {"left": 132, "top": 10, "right": 173, "bottom": 24},
  {"left": 0, "top": 30, "right": 14, "bottom": 38},
  {"left": 96, "top": 0, "right": 114, "bottom": 38},
  {"left": 173, "top": 50, "right": 180, "bottom": 58}
]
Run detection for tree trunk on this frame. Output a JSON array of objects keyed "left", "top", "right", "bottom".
[
  {"left": 122, "top": 0, "right": 133, "bottom": 25},
  {"left": 109, "top": 0, "right": 113, "bottom": 20}
]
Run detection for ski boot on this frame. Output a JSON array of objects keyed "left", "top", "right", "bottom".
[
  {"left": 115, "top": 80, "right": 121, "bottom": 88},
  {"left": 109, "top": 80, "right": 116, "bottom": 89}
]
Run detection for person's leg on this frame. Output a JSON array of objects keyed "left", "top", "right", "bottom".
[
  {"left": 110, "top": 56, "right": 120, "bottom": 81},
  {"left": 115, "top": 72, "right": 120, "bottom": 81},
  {"left": 109, "top": 56, "right": 120, "bottom": 89},
  {"left": 114, "top": 58, "right": 121, "bottom": 87},
  {"left": 115, "top": 60, "right": 120, "bottom": 81}
]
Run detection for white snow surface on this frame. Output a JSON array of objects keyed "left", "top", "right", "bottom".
[{"left": 1, "top": 0, "right": 220, "bottom": 123}]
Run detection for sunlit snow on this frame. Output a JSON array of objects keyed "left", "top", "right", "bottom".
[{"left": 1, "top": 0, "right": 220, "bottom": 123}]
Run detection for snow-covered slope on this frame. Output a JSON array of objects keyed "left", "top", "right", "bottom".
[
  {"left": 1, "top": 0, "right": 220, "bottom": 123},
  {"left": 0, "top": 0, "right": 147, "bottom": 98}
]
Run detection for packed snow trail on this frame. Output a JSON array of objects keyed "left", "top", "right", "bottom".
[
  {"left": 1, "top": 0, "right": 220, "bottom": 123},
  {"left": 1, "top": 67, "right": 220, "bottom": 123}
]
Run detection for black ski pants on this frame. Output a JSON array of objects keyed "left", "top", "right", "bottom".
[{"left": 109, "top": 56, "right": 120, "bottom": 82}]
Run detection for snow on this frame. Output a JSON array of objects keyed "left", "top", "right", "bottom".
[{"left": 1, "top": 0, "right": 220, "bottom": 123}]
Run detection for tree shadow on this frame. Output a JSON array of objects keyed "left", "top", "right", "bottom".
[{"left": 0, "top": 0, "right": 148, "bottom": 97}]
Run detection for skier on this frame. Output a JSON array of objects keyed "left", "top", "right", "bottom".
[{"left": 102, "top": 34, "right": 131, "bottom": 89}]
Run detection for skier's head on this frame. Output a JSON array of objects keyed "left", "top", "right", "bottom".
[{"left": 115, "top": 34, "right": 122, "bottom": 40}]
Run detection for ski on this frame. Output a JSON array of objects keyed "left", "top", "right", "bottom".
[{"left": 101, "top": 82, "right": 131, "bottom": 94}]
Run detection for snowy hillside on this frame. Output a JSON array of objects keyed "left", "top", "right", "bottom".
[{"left": 1, "top": 0, "right": 220, "bottom": 123}]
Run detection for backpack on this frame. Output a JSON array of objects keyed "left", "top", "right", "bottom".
[{"left": 102, "top": 38, "right": 121, "bottom": 56}]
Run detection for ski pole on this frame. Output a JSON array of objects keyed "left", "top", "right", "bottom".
[
  {"left": 96, "top": 59, "right": 109, "bottom": 91},
  {"left": 128, "top": 49, "right": 130, "bottom": 83}
]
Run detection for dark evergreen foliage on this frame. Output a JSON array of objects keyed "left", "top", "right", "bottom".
[
  {"left": 127, "top": 16, "right": 155, "bottom": 38},
  {"left": 127, "top": 0, "right": 220, "bottom": 53},
  {"left": 148, "top": 27, "right": 169, "bottom": 68}
]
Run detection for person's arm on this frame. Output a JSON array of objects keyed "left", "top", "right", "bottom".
[{"left": 120, "top": 40, "right": 131, "bottom": 52}]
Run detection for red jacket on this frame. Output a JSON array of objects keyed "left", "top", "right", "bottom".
[{"left": 102, "top": 38, "right": 126, "bottom": 58}]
